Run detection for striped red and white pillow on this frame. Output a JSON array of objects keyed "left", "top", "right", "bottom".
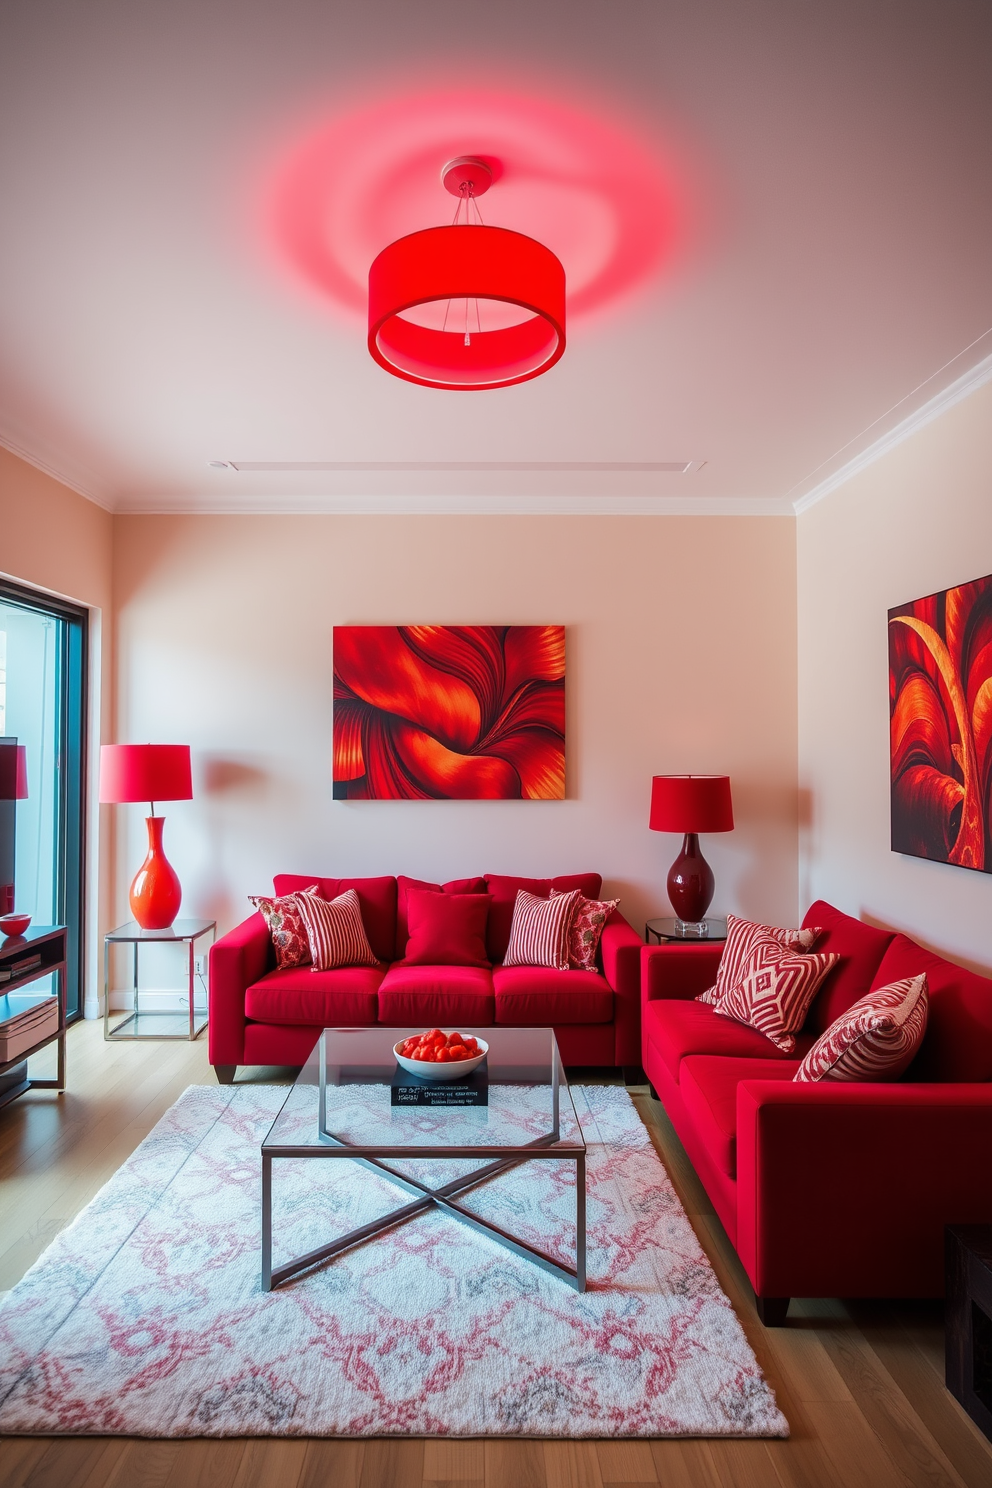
[
  {"left": 295, "top": 888, "right": 379, "bottom": 970},
  {"left": 697, "top": 914, "right": 822, "bottom": 1005},
  {"left": 714, "top": 930, "right": 840, "bottom": 1051},
  {"left": 795, "top": 974, "right": 928, "bottom": 1083},
  {"left": 503, "top": 888, "right": 581, "bottom": 970}
]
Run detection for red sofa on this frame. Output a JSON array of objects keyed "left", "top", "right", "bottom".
[
  {"left": 641, "top": 900, "right": 992, "bottom": 1323},
  {"left": 210, "top": 872, "right": 642, "bottom": 1080}
]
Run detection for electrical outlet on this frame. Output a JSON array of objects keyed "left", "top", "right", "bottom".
[{"left": 195, "top": 956, "right": 207, "bottom": 977}]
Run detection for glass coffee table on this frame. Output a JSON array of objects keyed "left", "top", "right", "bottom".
[{"left": 261, "top": 1026, "right": 587, "bottom": 1292}]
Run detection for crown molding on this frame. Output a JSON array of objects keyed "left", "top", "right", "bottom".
[
  {"left": 792, "top": 348, "right": 992, "bottom": 515},
  {"left": 0, "top": 433, "right": 114, "bottom": 511},
  {"left": 113, "top": 493, "right": 792, "bottom": 517}
]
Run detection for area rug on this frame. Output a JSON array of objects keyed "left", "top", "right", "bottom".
[{"left": 0, "top": 1083, "right": 787, "bottom": 1438}]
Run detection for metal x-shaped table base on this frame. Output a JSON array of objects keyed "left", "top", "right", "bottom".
[{"left": 261, "top": 1130, "right": 586, "bottom": 1293}]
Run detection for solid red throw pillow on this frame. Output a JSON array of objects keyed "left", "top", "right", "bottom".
[
  {"left": 795, "top": 974, "right": 928, "bottom": 1082},
  {"left": 295, "top": 888, "right": 380, "bottom": 970},
  {"left": 395, "top": 874, "right": 488, "bottom": 951},
  {"left": 249, "top": 885, "right": 319, "bottom": 968},
  {"left": 714, "top": 929, "right": 840, "bottom": 1052},
  {"left": 503, "top": 888, "right": 581, "bottom": 970},
  {"left": 697, "top": 913, "right": 823, "bottom": 1005},
  {"left": 403, "top": 890, "right": 492, "bottom": 967}
]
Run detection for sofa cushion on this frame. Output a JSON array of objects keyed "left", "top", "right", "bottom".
[
  {"left": 796, "top": 974, "right": 928, "bottom": 1083},
  {"left": 552, "top": 890, "right": 620, "bottom": 970},
  {"left": 378, "top": 964, "right": 495, "bottom": 1025},
  {"left": 484, "top": 874, "right": 602, "bottom": 962},
  {"left": 802, "top": 900, "right": 896, "bottom": 1033},
  {"left": 395, "top": 874, "right": 488, "bottom": 950},
  {"left": 245, "top": 965, "right": 383, "bottom": 1025},
  {"left": 401, "top": 890, "right": 491, "bottom": 967},
  {"left": 273, "top": 875, "right": 397, "bottom": 962},
  {"left": 698, "top": 914, "right": 822, "bottom": 1005},
  {"left": 493, "top": 965, "right": 614, "bottom": 1025},
  {"left": 503, "top": 888, "right": 580, "bottom": 970},
  {"left": 295, "top": 888, "right": 380, "bottom": 969},
  {"left": 680, "top": 1056, "right": 801, "bottom": 1177},
  {"left": 249, "top": 885, "right": 318, "bottom": 968},
  {"left": 871, "top": 935, "right": 992, "bottom": 1082},
  {"left": 714, "top": 934, "right": 839, "bottom": 1052},
  {"left": 644, "top": 997, "right": 817, "bottom": 1085}
]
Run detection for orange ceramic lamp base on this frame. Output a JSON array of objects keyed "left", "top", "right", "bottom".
[{"left": 129, "top": 816, "right": 182, "bottom": 929}]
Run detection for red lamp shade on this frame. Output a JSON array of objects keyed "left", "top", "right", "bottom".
[
  {"left": 99, "top": 745, "right": 192, "bottom": 930},
  {"left": 368, "top": 224, "right": 566, "bottom": 390},
  {"left": 99, "top": 744, "right": 192, "bottom": 805},
  {"left": 649, "top": 775, "right": 734, "bottom": 834}
]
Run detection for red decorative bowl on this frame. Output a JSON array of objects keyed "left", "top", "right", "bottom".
[{"left": 0, "top": 913, "right": 32, "bottom": 938}]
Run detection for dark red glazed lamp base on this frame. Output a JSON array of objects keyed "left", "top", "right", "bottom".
[{"left": 666, "top": 832, "right": 715, "bottom": 925}]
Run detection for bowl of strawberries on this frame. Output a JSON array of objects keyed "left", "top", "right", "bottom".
[{"left": 393, "top": 1029, "right": 488, "bottom": 1081}]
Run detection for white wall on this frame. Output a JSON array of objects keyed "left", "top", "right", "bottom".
[
  {"left": 798, "top": 378, "right": 992, "bottom": 972},
  {"left": 112, "top": 513, "right": 799, "bottom": 942}
]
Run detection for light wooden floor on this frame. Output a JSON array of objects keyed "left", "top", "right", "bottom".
[{"left": 1, "top": 1021, "right": 991, "bottom": 1488}]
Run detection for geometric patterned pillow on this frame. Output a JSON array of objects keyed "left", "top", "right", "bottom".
[
  {"left": 551, "top": 889, "right": 620, "bottom": 969},
  {"left": 697, "top": 913, "right": 822, "bottom": 1005},
  {"left": 713, "top": 930, "right": 840, "bottom": 1052},
  {"left": 294, "top": 888, "right": 380, "bottom": 970},
  {"left": 249, "top": 884, "right": 319, "bottom": 968},
  {"left": 794, "top": 974, "right": 928, "bottom": 1083},
  {"left": 503, "top": 888, "right": 581, "bottom": 970}
]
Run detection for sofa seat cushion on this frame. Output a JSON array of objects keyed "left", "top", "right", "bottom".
[
  {"left": 492, "top": 965, "right": 613, "bottom": 1025},
  {"left": 245, "top": 965, "right": 383, "bottom": 1025},
  {"left": 377, "top": 964, "right": 495, "bottom": 1025},
  {"left": 644, "top": 997, "right": 816, "bottom": 1084},
  {"left": 872, "top": 935, "right": 992, "bottom": 1082},
  {"left": 803, "top": 900, "right": 896, "bottom": 1033},
  {"left": 680, "top": 1056, "right": 801, "bottom": 1177}
]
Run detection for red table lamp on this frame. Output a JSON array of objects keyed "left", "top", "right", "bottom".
[
  {"left": 649, "top": 775, "right": 734, "bottom": 929},
  {"left": 100, "top": 744, "right": 193, "bottom": 929}
]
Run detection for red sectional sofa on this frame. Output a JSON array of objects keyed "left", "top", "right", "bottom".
[
  {"left": 210, "top": 872, "right": 642, "bottom": 1080},
  {"left": 641, "top": 900, "right": 992, "bottom": 1323}
]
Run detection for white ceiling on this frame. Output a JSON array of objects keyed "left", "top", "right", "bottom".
[{"left": 1, "top": 0, "right": 990, "bottom": 514}]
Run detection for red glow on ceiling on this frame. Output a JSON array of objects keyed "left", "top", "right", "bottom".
[{"left": 268, "top": 83, "right": 687, "bottom": 324}]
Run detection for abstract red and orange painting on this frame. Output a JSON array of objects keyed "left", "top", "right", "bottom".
[
  {"left": 888, "top": 573, "right": 992, "bottom": 872},
  {"left": 333, "top": 625, "right": 565, "bottom": 800}
]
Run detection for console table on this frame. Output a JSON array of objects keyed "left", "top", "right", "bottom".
[{"left": 0, "top": 925, "right": 67, "bottom": 1112}]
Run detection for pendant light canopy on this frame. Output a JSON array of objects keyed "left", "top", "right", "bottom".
[{"left": 368, "top": 157, "right": 566, "bottom": 390}]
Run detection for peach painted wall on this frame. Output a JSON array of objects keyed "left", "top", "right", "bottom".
[
  {"left": 0, "top": 446, "right": 114, "bottom": 1013},
  {"left": 112, "top": 514, "right": 799, "bottom": 940},
  {"left": 797, "top": 378, "right": 992, "bottom": 973}
]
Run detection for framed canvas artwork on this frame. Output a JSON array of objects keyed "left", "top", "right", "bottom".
[
  {"left": 888, "top": 572, "right": 992, "bottom": 872},
  {"left": 333, "top": 625, "right": 565, "bottom": 800}
]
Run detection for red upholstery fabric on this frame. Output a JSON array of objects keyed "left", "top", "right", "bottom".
[
  {"left": 395, "top": 874, "right": 487, "bottom": 951},
  {"left": 483, "top": 873, "right": 602, "bottom": 963},
  {"left": 377, "top": 964, "right": 495, "bottom": 1025},
  {"left": 642, "top": 942, "right": 724, "bottom": 1004},
  {"left": 872, "top": 935, "right": 992, "bottom": 1082},
  {"left": 644, "top": 1041, "right": 740, "bottom": 1246},
  {"left": 243, "top": 1021, "right": 321, "bottom": 1068},
  {"left": 273, "top": 875, "right": 397, "bottom": 962},
  {"left": 802, "top": 900, "right": 895, "bottom": 1033},
  {"left": 493, "top": 965, "right": 614, "bottom": 1025},
  {"left": 643, "top": 996, "right": 816, "bottom": 1085},
  {"left": 553, "top": 1023, "right": 621, "bottom": 1066},
  {"left": 245, "top": 965, "right": 383, "bottom": 1025},
  {"left": 680, "top": 1056, "right": 799, "bottom": 1178},
  {"left": 400, "top": 891, "right": 491, "bottom": 967},
  {"left": 601, "top": 913, "right": 644, "bottom": 1066},
  {"left": 208, "top": 912, "right": 272, "bottom": 1068},
  {"left": 736, "top": 1079, "right": 992, "bottom": 1300}
]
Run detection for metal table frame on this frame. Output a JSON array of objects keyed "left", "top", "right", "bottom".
[
  {"left": 261, "top": 1028, "right": 587, "bottom": 1294},
  {"left": 103, "top": 918, "right": 215, "bottom": 1041}
]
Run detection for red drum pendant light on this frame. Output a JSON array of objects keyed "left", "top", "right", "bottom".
[{"left": 368, "top": 157, "right": 566, "bottom": 390}]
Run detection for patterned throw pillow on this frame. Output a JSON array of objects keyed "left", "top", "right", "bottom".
[
  {"left": 795, "top": 974, "right": 928, "bottom": 1083},
  {"left": 295, "top": 888, "right": 380, "bottom": 970},
  {"left": 249, "top": 885, "right": 319, "bottom": 968},
  {"left": 697, "top": 914, "right": 823, "bottom": 1005},
  {"left": 503, "top": 888, "right": 581, "bottom": 970},
  {"left": 714, "top": 931, "right": 840, "bottom": 1051},
  {"left": 551, "top": 888, "right": 620, "bottom": 969}
]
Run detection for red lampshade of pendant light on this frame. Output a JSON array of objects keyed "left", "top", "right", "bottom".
[
  {"left": 368, "top": 158, "right": 566, "bottom": 390},
  {"left": 100, "top": 745, "right": 193, "bottom": 930}
]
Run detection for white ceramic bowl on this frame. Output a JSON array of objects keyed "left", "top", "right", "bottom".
[{"left": 393, "top": 1034, "right": 489, "bottom": 1082}]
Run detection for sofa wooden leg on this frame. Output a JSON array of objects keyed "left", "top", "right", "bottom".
[
  {"left": 756, "top": 1296, "right": 790, "bottom": 1326},
  {"left": 647, "top": 1082, "right": 660, "bottom": 1101},
  {"left": 213, "top": 1065, "right": 237, "bottom": 1085}
]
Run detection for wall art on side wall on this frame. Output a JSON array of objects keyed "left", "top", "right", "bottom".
[
  {"left": 332, "top": 625, "right": 565, "bottom": 800},
  {"left": 888, "top": 572, "right": 992, "bottom": 872}
]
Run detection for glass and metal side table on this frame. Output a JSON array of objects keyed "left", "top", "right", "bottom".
[
  {"left": 645, "top": 916, "right": 728, "bottom": 945},
  {"left": 103, "top": 918, "right": 215, "bottom": 1041}
]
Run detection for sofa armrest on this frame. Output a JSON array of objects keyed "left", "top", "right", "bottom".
[
  {"left": 208, "top": 913, "right": 273, "bottom": 1068},
  {"left": 600, "top": 912, "right": 643, "bottom": 1066},
  {"left": 736, "top": 1080, "right": 992, "bottom": 1300},
  {"left": 641, "top": 942, "right": 723, "bottom": 1002}
]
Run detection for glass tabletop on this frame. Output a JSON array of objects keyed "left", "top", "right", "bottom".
[{"left": 263, "top": 1026, "right": 584, "bottom": 1156}]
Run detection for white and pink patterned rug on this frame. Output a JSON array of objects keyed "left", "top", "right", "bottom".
[{"left": 0, "top": 1084, "right": 787, "bottom": 1439}]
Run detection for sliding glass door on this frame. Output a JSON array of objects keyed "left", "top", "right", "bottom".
[{"left": 0, "top": 581, "right": 87, "bottom": 1020}]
